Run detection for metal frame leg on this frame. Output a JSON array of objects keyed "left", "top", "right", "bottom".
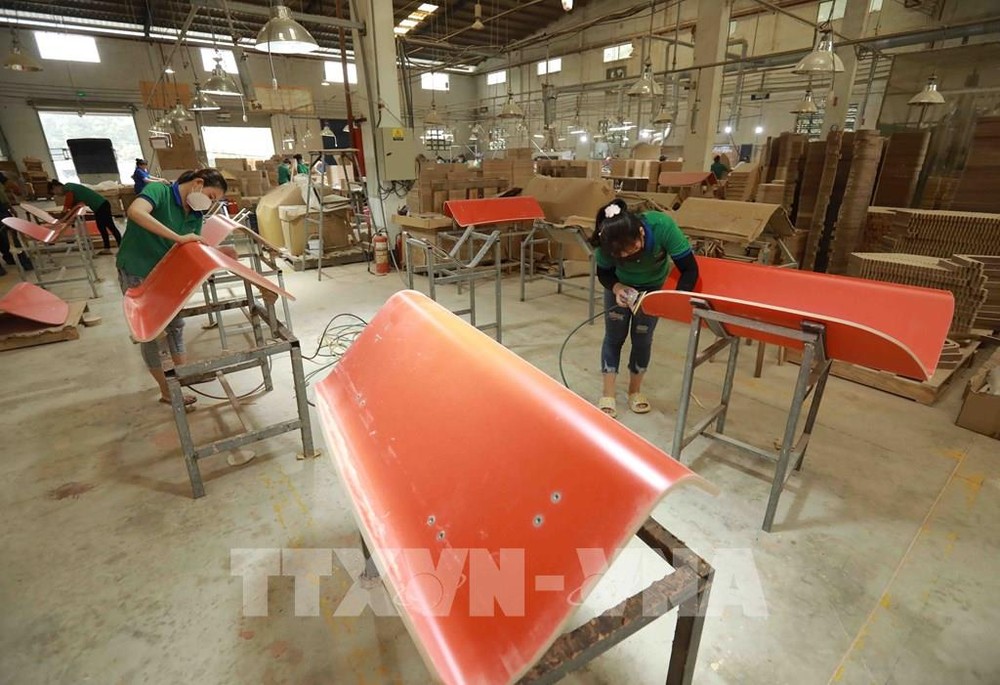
[
  {"left": 795, "top": 359, "right": 832, "bottom": 472},
  {"left": 289, "top": 341, "right": 316, "bottom": 458},
  {"left": 245, "top": 281, "right": 274, "bottom": 392},
  {"left": 714, "top": 336, "right": 741, "bottom": 434},
  {"left": 672, "top": 313, "right": 704, "bottom": 460},
  {"left": 666, "top": 573, "right": 714, "bottom": 685},
  {"left": 762, "top": 339, "right": 816, "bottom": 532},
  {"left": 494, "top": 241, "right": 502, "bottom": 344},
  {"left": 167, "top": 369, "right": 204, "bottom": 498}
]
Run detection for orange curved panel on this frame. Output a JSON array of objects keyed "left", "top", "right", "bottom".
[
  {"left": 314, "top": 290, "right": 712, "bottom": 685},
  {"left": 2, "top": 216, "right": 62, "bottom": 244},
  {"left": 20, "top": 203, "right": 59, "bottom": 225},
  {"left": 122, "top": 242, "right": 294, "bottom": 342},
  {"left": 0, "top": 282, "right": 69, "bottom": 326},
  {"left": 444, "top": 196, "right": 545, "bottom": 227},
  {"left": 644, "top": 257, "right": 953, "bottom": 380}
]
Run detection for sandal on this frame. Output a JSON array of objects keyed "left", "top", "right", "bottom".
[
  {"left": 628, "top": 392, "right": 651, "bottom": 414},
  {"left": 598, "top": 396, "right": 617, "bottom": 419},
  {"left": 159, "top": 395, "right": 198, "bottom": 407}
]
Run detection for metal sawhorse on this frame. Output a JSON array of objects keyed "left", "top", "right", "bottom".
[
  {"left": 519, "top": 221, "right": 600, "bottom": 322},
  {"left": 672, "top": 298, "right": 833, "bottom": 532},
  {"left": 3, "top": 206, "right": 98, "bottom": 298}
]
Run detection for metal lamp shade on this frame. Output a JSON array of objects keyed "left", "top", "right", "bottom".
[
  {"left": 793, "top": 32, "right": 845, "bottom": 75},
  {"left": 255, "top": 5, "right": 319, "bottom": 55}
]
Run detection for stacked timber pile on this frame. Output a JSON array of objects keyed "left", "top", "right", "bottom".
[
  {"left": 725, "top": 162, "right": 760, "bottom": 202},
  {"left": 803, "top": 130, "right": 846, "bottom": 271},
  {"left": 828, "top": 131, "right": 885, "bottom": 274},
  {"left": 952, "top": 116, "right": 1000, "bottom": 213},
  {"left": 795, "top": 140, "right": 827, "bottom": 231},
  {"left": 776, "top": 133, "right": 807, "bottom": 218},
  {"left": 756, "top": 182, "right": 785, "bottom": 204},
  {"left": 919, "top": 175, "right": 960, "bottom": 209},
  {"left": 872, "top": 130, "right": 931, "bottom": 208},
  {"left": 848, "top": 253, "right": 988, "bottom": 335},
  {"left": 863, "top": 207, "right": 898, "bottom": 251},
  {"left": 882, "top": 210, "right": 1000, "bottom": 257},
  {"left": 960, "top": 255, "right": 1000, "bottom": 331}
]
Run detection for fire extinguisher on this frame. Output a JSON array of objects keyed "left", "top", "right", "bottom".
[{"left": 374, "top": 233, "right": 390, "bottom": 275}]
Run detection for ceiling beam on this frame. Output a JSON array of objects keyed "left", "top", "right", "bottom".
[{"left": 190, "top": 0, "right": 365, "bottom": 32}]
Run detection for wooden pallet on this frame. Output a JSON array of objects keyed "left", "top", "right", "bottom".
[
  {"left": 281, "top": 246, "right": 367, "bottom": 272},
  {"left": 785, "top": 339, "right": 981, "bottom": 405},
  {"left": 0, "top": 300, "right": 99, "bottom": 352}
]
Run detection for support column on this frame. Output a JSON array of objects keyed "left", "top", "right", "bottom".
[
  {"left": 682, "top": 0, "right": 732, "bottom": 172},
  {"left": 351, "top": 0, "right": 404, "bottom": 232},
  {"left": 821, "top": 0, "right": 868, "bottom": 135}
]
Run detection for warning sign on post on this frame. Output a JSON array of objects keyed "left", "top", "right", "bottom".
[{"left": 391, "top": 128, "right": 406, "bottom": 141}]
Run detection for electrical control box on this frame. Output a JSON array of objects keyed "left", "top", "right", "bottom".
[{"left": 378, "top": 127, "right": 418, "bottom": 181}]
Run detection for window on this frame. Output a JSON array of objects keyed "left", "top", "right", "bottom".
[
  {"left": 487, "top": 70, "right": 506, "bottom": 86},
  {"left": 34, "top": 32, "right": 100, "bottom": 63},
  {"left": 729, "top": 20, "right": 738, "bottom": 36},
  {"left": 603, "top": 44, "right": 633, "bottom": 63},
  {"left": 537, "top": 58, "right": 562, "bottom": 76},
  {"left": 421, "top": 72, "right": 449, "bottom": 91},
  {"left": 869, "top": 0, "right": 883, "bottom": 10},
  {"left": 817, "top": 0, "right": 846, "bottom": 22},
  {"left": 201, "top": 48, "right": 239, "bottom": 74},
  {"left": 324, "top": 61, "right": 358, "bottom": 84},
  {"left": 37, "top": 111, "right": 141, "bottom": 183},
  {"left": 201, "top": 126, "right": 276, "bottom": 166}
]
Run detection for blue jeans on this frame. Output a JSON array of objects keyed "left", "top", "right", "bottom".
[
  {"left": 118, "top": 269, "right": 185, "bottom": 369},
  {"left": 601, "top": 288, "right": 660, "bottom": 375}
]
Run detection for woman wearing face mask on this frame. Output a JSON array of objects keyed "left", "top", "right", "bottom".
[
  {"left": 117, "top": 168, "right": 228, "bottom": 407},
  {"left": 590, "top": 199, "right": 698, "bottom": 418}
]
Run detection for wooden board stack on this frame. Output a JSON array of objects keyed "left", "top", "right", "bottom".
[
  {"left": 725, "top": 162, "right": 761, "bottom": 202},
  {"left": 756, "top": 182, "right": 785, "bottom": 204},
  {"left": 952, "top": 116, "right": 1000, "bottom": 213},
  {"left": 864, "top": 207, "right": 898, "bottom": 251},
  {"left": 777, "top": 134, "right": 808, "bottom": 220},
  {"left": 803, "top": 130, "right": 846, "bottom": 271},
  {"left": 882, "top": 209, "right": 1000, "bottom": 257},
  {"left": 919, "top": 175, "right": 961, "bottom": 209},
  {"left": 848, "top": 253, "right": 988, "bottom": 335},
  {"left": 828, "top": 131, "right": 885, "bottom": 274},
  {"left": 872, "top": 130, "right": 931, "bottom": 208},
  {"left": 795, "top": 140, "right": 827, "bottom": 231},
  {"left": 961, "top": 255, "right": 1000, "bottom": 330}
]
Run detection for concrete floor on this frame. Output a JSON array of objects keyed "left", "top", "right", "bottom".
[{"left": 1, "top": 251, "right": 997, "bottom": 685}]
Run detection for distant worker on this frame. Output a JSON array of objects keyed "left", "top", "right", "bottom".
[
  {"left": 131, "top": 159, "right": 168, "bottom": 194},
  {"left": 710, "top": 155, "right": 730, "bottom": 181},
  {"left": 278, "top": 158, "right": 292, "bottom": 185},
  {"left": 0, "top": 171, "right": 32, "bottom": 274},
  {"left": 293, "top": 154, "right": 309, "bottom": 175},
  {"left": 49, "top": 179, "right": 122, "bottom": 255},
  {"left": 589, "top": 199, "right": 698, "bottom": 418}
]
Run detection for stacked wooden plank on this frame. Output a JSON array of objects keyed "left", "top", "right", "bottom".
[
  {"left": 848, "top": 253, "right": 988, "bottom": 334},
  {"left": 960, "top": 255, "right": 1000, "bottom": 330},
  {"left": 863, "top": 207, "right": 898, "bottom": 251},
  {"left": 872, "top": 130, "right": 931, "bottom": 208},
  {"left": 803, "top": 130, "right": 846, "bottom": 271},
  {"left": 21, "top": 157, "right": 49, "bottom": 198},
  {"left": 828, "top": 131, "right": 885, "bottom": 274},
  {"left": 725, "top": 162, "right": 760, "bottom": 202},
  {"left": 919, "top": 175, "right": 960, "bottom": 209},
  {"left": 795, "top": 140, "right": 827, "bottom": 231},
  {"left": 778, "top": 133, "right": 808, "bottom": 220},
  {"left": 952, "top": 116, "right": 1000, "bottom": 213},
  {"left": 882, "top": 210, "right": 1000, "bottom": 257},
  {"left": 756, "top": 182, "right": 785, "bottom": 204}
]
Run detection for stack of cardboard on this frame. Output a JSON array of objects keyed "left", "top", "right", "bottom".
[
  {"left": 848, "top": 253, "right": 988, "bottom": 334},
  {"left": 919, "top": 175, "right": 961, "bottom": 209},
  {"left": 883, "top": 209, "right": 1000, "bottom": 257},
  {"left": 154, "top": 133, "right": 199, "bottom": 171},
  {"left": 828, "top": 130, "right": 885, "bottom": 274},
  {"left": 863, "top": 207, "right": 898, "bottom": 251},
  {"left": 952, "top": 116, "right": 1000, "bottom": 213},
  {"left": 961, "top": 255, "right": 1000, "bottom": 330},
  {"left": 756, "top": 182, "right": 785, "bottom": 204},
  {"left": 872, "top": 130, "right": 931, "bottom": 208},
  {"left": 776, "top": 133, "right": 808, "bottom": 218},
  {"left": 805, "top": 131, "right": 855, "bottom": 273},
  {"left": 507, "top": 148, "right": 535, "bottom": 187},
  {"left": 536, "top": 160, "right": 602, "bottom": 179},
  {"left": 21, "top": 157, "right": 48, "bottom": 198},
  {"left": 795, "top": 141, "right": 828, "bottom": 230},
  {"left": 674, "top": 198, "right": 793, "bottom": 250},
  {"left": 721, "top": 162, "right": 760, "bottom": 202},
  {"left": 955, "top": 346, "right": 1000, "bottom": 438},
  {"left": 278, "top": 204, "right": 352, "bottom": 257},
  {"left": 803, "top": 131, "right": 846, "bottom": 270}
]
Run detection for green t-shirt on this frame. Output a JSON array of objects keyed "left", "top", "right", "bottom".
[
  {"left": 711, "top": 161, "right": 729, "bottom": 180},
  {"left": 595, "top": 211, "right": 692, "bottom": 289},
  {"left": 296, "top": 162, "right": 309, "bottom": 174},
  {"left": 277, "top": 164, "right": 291, "bottom": 184},
  {"left": 116, "top": 182, "right": 204, "bottom": 278},
  {"left": 64, "top": 182, "right": 108, "bottom": 211}
]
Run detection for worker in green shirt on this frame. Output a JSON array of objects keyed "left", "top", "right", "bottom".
[
  {"left": 710, "top": 155, "right": 730, "bottom": 180},
  {"left": 117, "top": 168, "right": 228, "bottom": 408},
  {"left": 590, "top": 199, "right": 699, "bottom": 418},
  {"left": 277, "top": 158, "right": 292, "bottom": 185},
  {"left": 293, "top": 153, "right": 309, "bottom": 175},
  {"left": 50, "top": 179, "right": 122, "bottom": 254}
]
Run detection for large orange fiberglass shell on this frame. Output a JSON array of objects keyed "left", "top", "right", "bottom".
[
  {"left": 2, "top": 216, "right": 69, "bottom": 244},
  {"left": 314, "top": 290, "right": 713, "bottom": 685},
  {"left": 0, "top": 282, "right": 69, "bottom": 326},
  {"left": 121, "top": 242, "right": 294, "bottom": 343},
  {"left": 642, "top": 257, "right": 952, "bottom": 380},
  {"left": 443, "top": 196, "right": 545, "bottom": 227}
]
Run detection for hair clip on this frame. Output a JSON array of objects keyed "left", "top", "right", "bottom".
[{"left": 604, "top": 204, "right": 622, "bottom": 219}]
